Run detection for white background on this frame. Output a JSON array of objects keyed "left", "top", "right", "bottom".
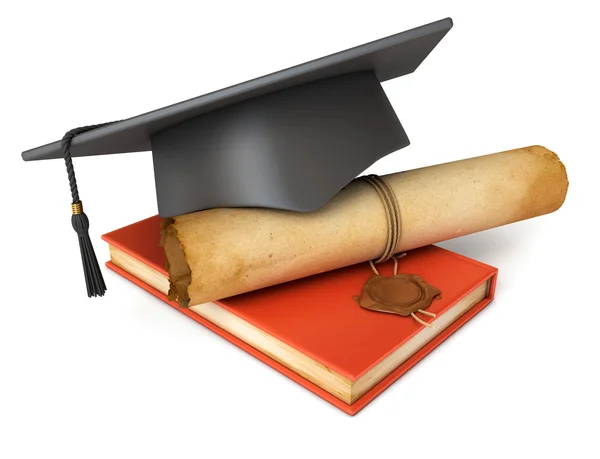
[{"left": 1, "top": 1, "right": 599, "bottom": 458}]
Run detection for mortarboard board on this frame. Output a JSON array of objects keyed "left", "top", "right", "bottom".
[{"left": 22, "top": 17, "right": 453, "bottom": 297}]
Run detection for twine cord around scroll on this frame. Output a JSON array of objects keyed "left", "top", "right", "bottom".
[
  {"left": 356, "top": 174, "right": 401, "bottom": 264},
  {"left": 353, "top": 174, "right": 442, "bottom": 328}
]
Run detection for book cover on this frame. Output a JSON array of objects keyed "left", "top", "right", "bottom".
[{"left": 102, "top": 216, "right": 497, "bottom": 415}]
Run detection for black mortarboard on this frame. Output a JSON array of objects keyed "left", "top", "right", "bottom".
[{"left": 22, "top": 17, "right": 453, "bottom": 297}]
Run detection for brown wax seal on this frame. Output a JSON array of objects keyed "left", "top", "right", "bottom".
[{"left": 355, "top": 274, "right": 441, "bottom": 317}]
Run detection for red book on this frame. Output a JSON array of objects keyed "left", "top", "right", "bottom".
[{"left": 102, "top": 216, "right": 497, "bottom": 415}]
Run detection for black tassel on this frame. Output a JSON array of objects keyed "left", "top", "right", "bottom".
[
  {"left": 62, "top": 123, "right": 115, "bottom": 298},
  {"left": 72, "top": 206, "right": 106, "bottom": 297}
]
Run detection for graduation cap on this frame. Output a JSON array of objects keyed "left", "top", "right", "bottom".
[{"left": 22, "top": 17, "right": 453, "bottom": 298}]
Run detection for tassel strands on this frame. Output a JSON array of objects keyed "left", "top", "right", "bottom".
[{"left": 71, "top": 201, "right": 106, "bottom": 297}]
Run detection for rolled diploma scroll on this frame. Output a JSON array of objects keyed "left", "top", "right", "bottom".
[{"left": 162, "top": 145, "right": 568, "bottom": 307}]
